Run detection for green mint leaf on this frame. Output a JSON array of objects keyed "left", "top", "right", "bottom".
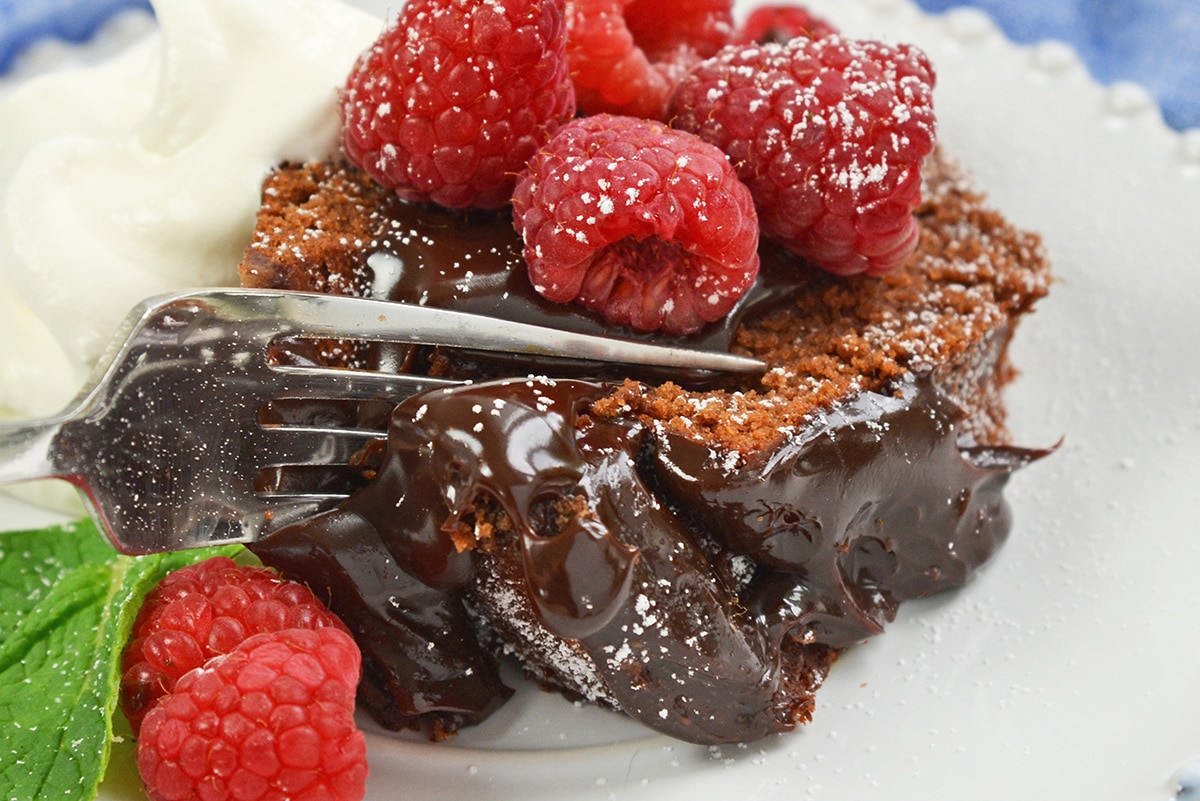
[{"left": 0, "top": 518, "right": 243, "bottom": 801}]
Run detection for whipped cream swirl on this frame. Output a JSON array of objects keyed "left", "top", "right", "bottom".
[{"left": 0, "top": 0, "right": 380, "bottom": 419}]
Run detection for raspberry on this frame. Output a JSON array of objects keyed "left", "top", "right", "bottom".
[
  {"left": 732, "top": 4, "right": 838, "bottom": 45},
  {"left": 669, "top": 36, "right": 937, "bottom": 276},
  {"left": 511, "top": 114, "right": 759, "bottom": 336},
  {"left": 121, "top": 556, "right": 347, "bottom": 734},
  {"left": 340, "top": 0, "right": 575, "bottom": 209},
  {"left": 565, "top": 0, "right": 733, "bottom": 119},
  {"left": 136, "top": 627, "right": 367, "bottom": 801}
]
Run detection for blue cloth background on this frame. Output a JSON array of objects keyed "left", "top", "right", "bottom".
[
  {"left": 1, "top": 0, "right": 1197, "bottom": 130},
  {"left": 912, "top": 0, "right": 1200, "bottom": 131},
  {"left": 0, "top": 0, "right": 151, "bottom": 69}
]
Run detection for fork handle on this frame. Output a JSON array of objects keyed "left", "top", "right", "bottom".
[{"left": 0, "top": 417, "right": 63, "bottom": 486}]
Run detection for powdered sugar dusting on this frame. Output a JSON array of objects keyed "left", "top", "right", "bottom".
[{"left": 591, "top": 150, "right": 1050, "bottom": 453}]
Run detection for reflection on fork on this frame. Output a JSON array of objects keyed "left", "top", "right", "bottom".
[{"left": 0, "top": 289, "right": 764, "bottom": 554}]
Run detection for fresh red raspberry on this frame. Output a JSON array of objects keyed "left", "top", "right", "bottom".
[
  {"left": 340, "top": 0, "right": 576, "bottom": 209},
  {"left": 565, "top": 0, "right": 733, "bottom": 120},
  {"left": 136, "top": 627, "right": 367, "bottom": 801},
  {"left": 511, "top": 114, "right": 759, "bottom": 336},
  {"left": 732, "top": 4, "right": 838, "bottom": 45},
  {"left": 669, "top": 36, "right": 937, "bottom": 276},
  {"left": 121, "top": 556, "right": 347, "bottom": 734}
]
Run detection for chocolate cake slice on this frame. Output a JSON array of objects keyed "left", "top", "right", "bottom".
[{"left": 240, "top": 149, "right": 1050, "bottom": 744}]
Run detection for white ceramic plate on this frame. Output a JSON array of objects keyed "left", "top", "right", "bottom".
[{"left": 5, "top": 0, "right": 1200, "bottom": 799}]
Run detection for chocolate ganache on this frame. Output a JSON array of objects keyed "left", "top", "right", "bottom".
[
  {"left": 242, "top": 155, "right": 1052, "bottom": 744},
  {"left": 252, "top": 371, "right": 1042, "bottom": 744}
]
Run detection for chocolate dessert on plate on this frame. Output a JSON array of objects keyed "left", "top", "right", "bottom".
[{"left": 237, "top": 0, "right": 1052, "bottom": 746}]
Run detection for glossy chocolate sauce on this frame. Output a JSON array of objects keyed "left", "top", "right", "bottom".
[
  {"left": 251, "top": 360, "right": 1041, "bottom": 744},
  {"left": 353, "top": 199, "right": 808, "bottom": 352},
  {"left": 239, "top": 194, "right": 810, "bottom": 386},
  {"left": 247, "top": 175, "right": 1047, "bottom": 744}
]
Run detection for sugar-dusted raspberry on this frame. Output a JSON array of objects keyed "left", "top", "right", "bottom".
[
  {"left": 121, "top": 556, "right": 347, "bottom": 734},
  {"left": 340, "top": 0, "right": 575, "bottom": 210},
  {"left": 732, "top": 4, "right": 838, "bottom": 45},
  {"left": 669, "top": 36, "right": 937, "bottom": 276},
  {"left": 565, "top": 0, "right": 733, "bottom": 120},
  {"left": 511, "top": 114, "right": 759, "bottom": 336},
  {"left": 136, "top": 627, "right": 367, "bottom": 801}
]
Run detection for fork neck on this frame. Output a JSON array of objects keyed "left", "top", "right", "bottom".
[{"left": 0, "top": 416, "right": 64, "bottom": 485}]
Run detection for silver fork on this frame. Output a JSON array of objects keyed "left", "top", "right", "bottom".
[{"left": 0, "top": 289, "right": 764, "bottom": 554}]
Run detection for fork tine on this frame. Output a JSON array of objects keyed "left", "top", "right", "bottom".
[
  {"left": 257, "top": 397, "right": 393, "bottom": 432},
  {"left": 267, "top": 364, "right": 458, "bottom": 401},
  {"left": 254, "top": 496, "right": 342, "bottom": 532},
  {"left": 253, "top": 463, "right": 359, "bottom": 501},
  {"left": 250, "top": 426, "right": 382, "bottom": 469},
  {"left": 222, "top": 289, "right": 768, "bottom": 374},
  {"left": 261, "top": 488, "right": 351, "bottom": 501}
]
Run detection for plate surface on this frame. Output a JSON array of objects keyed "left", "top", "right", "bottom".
[{"left": 4, "top": 0, "right": 1200, "bottom": 799}]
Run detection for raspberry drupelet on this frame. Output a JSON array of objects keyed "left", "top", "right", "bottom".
[
  {"left": 511, "top": 113, "right": 760, "bottom": 336},
  {"left": 669, "top": 35, "right": 937, "bottom": 276},
  {"left": 340, "top": 0, "right": 576, "bottom": 209}
]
